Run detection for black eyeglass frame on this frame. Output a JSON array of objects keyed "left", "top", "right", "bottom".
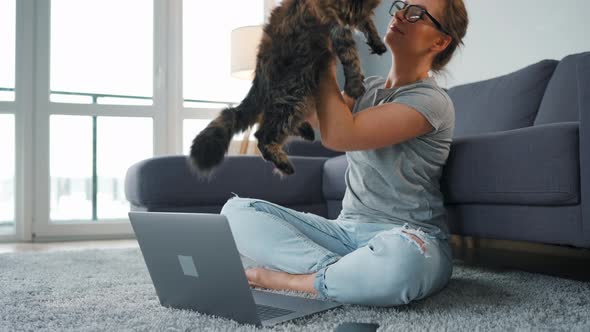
[{"left": 389, "top": 1, "right": 451, "bottom": 36}]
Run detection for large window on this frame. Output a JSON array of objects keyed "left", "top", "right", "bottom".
[{"left": 4, "top": 0, "right": 268, "bottom": 240}]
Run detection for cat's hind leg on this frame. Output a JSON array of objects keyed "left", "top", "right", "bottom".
[
  {"left": 255, "top": 107, "right": 305, "bottom": 176},
  {"left": 295, "top": 96, "right": 317, "bottom": 141}
]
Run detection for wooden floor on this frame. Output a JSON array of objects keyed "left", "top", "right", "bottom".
[
  {"left": 450, "top": 235, "right": 590, "bottom": 282},
  {"left": 1, "top": 235, "right": 589, "bottom": 282}
]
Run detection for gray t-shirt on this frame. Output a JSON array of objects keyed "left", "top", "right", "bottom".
[{"left": 337, "top": 75, "right": 455, "bottom": 240}]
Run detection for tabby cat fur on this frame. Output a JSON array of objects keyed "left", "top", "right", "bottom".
[{"left": 189, "top": 0, "right": 385, "bottom": 177}]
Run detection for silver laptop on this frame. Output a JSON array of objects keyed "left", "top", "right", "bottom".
[{"left": 128, "top": 211, "right": 341, "bottom": 327}]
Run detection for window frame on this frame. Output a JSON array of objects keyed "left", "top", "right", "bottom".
[{"left": 1, "top": 0, "right": 267, "bottom": 242}]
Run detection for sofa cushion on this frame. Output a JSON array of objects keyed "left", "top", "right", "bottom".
[
  {"left": 448, "top": 59, "right": 558, "bottom": 138},
  {"left": 534, "top": 52, "right": 590, "bottom": 125},
  {"left": 441, "top": 122, "right": 579, "bottom": 206},
  {"left": 284, "top": 139, "right": 344, "bottom": 158}
]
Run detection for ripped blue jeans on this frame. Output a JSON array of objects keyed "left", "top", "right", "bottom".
[{"left": 220, "top": 195, "right": 453, "bottom": 307}]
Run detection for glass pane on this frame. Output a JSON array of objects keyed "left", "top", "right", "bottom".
[
  {"left": 50, "top": 115, "right": 93, "bottom": 221},
  {"left": 183, "top": 0, "right": 263, "bottom": 104},
  {"left": 97, "top": 117, "right": 152, "bottom": 219},
  {"left": 0, "top": 0, "right": 16, "bottom": 102},
  {"left": 50, "top": 0, "right": 153, "bottom": 104},
  {"left": 0, "top": 114, "right": 15, "bottom": 234}
]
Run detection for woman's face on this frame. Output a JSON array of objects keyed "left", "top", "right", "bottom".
[{"left": 384, "top": 0, "right": 448, "bottom": 58}]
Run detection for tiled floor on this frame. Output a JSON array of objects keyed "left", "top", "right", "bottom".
[{"left": 1, "top": 236, "right": 589, "bottom": 282}]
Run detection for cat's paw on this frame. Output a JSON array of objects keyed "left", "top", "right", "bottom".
[
  {"left": 257, "top": 143, "right": 273, "bottom": 162},
  {"left": 274, "top": 161, "right": 295, "bottom": 176},
  {"left": 344, "top": 81, "right": 366, "bottom": 99},
  {"left": 369, "top": 41, "right": 387, "bottom": 55}
]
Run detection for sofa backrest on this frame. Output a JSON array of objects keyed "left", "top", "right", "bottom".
[
  {"left": 534, "top": 52, "right": 590, "bottom": 125},
  {"left": 284, "top": 139, "right": 344, "bottom": 158},
  {"left": 447, "top": 59, "right": 558, "bottom": 138}
]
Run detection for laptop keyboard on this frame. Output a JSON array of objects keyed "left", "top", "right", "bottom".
[{"left": 256, "top": 304, "right": 295, "bottom": 321}]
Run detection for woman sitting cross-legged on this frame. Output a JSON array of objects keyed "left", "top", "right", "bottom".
[{"left": 221, "top": 0, "right": 468, "bottom": 306}]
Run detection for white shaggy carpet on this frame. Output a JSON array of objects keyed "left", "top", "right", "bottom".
[{"left": 1, "top": 248, "right": 589, "bottom": 331}]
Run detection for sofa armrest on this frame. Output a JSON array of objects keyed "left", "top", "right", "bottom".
[
  {"left": 579, "top": 53, "right": 590, "bottom": 246},
  {"left": 124, "top": 155, "right": 329, "bottom": 209},
  {"left": 441, "top": 122, "right": 579, "bottom": 205}
]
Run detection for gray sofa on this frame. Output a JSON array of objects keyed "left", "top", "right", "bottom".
[{"left": 125, "top": 51, "right": 590, "bottom": 249}]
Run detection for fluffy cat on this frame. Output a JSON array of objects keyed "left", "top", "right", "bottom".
[{"left": 190, "top": 0, "right": 385, "bottom": 176}]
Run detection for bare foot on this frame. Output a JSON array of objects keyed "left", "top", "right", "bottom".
[
  {"left": 245, "top": 267, "right": 318, "bottom": 294},
  {"left": 245, "top": 267, "right": 294, "bottom": 290}
]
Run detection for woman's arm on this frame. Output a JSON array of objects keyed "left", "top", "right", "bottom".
[
  {"left": 314, "top": 59, "right": 355, "bottom": 146},
  {"left": 315, "top": 59, "right": 435, "bottom": 152},
  {"left": 304, "top": 91, "right": 354, "bottom": 129}
]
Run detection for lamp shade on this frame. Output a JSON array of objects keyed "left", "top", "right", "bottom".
[{"left": 231, "top": 25, "right": 263, "bottom": 80}]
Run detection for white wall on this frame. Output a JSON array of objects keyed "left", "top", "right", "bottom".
[
  {"left": 442, "top": 0, "right": 590, "bottom": 88},
  {"left": 361, "top": 0, "right": 590, "bottom": 89}
]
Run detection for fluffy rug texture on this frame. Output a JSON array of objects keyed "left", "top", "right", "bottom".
[{"left": 1, "top": 248, "right": 589, "bottom": 331}]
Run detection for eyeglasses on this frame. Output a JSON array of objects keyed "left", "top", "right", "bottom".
[{"left": 389, "top": 1, "right": 450, "bottom": 36}]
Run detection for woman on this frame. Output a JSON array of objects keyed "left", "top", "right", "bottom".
[{"left": 220, "top": 0, "right": 468, "bottom": 306}]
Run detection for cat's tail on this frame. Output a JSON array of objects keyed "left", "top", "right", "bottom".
[{"left": 189, "top": 89, "right": 259, "bottom": 176}]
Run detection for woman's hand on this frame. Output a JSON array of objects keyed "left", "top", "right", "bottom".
[
  {"left": 318, "top": 56, "right": 343, "bottom": 105},
  {"left": 321, "top": 57, "right": 356, "bottom": 111},
  {"left": 304, "top": 110, "right": 320, "bottom": 129},
  {"left": 322, "top": 56, "right": 339, "bottom": 85},
  {"left": 304, "top": 57, "right": 340, "bottom": 130},
  {"left": 315, "top": 56, "right": 357, "bottom": 149}
]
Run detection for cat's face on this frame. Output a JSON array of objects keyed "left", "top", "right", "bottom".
[{"left": 336, "top": 0, "right": 382, "bottom": 25}]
